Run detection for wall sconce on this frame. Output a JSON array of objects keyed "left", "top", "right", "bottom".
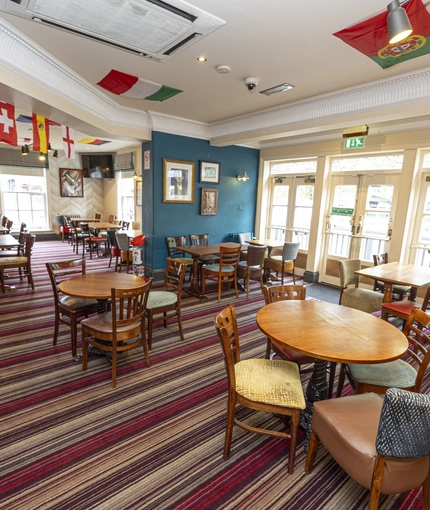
[
  {"left": 52, "top": 150, "right": 58, "bottom": 159},
  {"left": 39, "top": 152, "right": 46, "bottom": 161},
  {"left": 47, "top": 143, "right": 53, "bottom": 153},
  {"left": 387, "top": 0, "right": 412, "bottom": 44},
  {"left": 21, "top": 145, "right": 29, "bottom": 155},
  {"left": 237, "top": 171, "right": 250, "bottom": 181}
]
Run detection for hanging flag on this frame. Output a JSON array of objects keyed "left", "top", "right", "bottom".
[
  {"left": 77, "top": 138, "right": 110, "bottom": 146},
  {"left": 17, "top": 115, "right": 60, "bottom": 126},
  {"left": 333, "top": 0, "right": 430, "bottom": 69},
  {"left": 32, "top": 114, "right": 50, "bottom": 152},
  {"left": 62, "top": 125, "right": 75, "bottom": 158},
  {"left": 97, "top": 69, "right": 182, "bottom": 101},
  {"left": 0, "top": 101, "right": 18, "bottom": 146}
]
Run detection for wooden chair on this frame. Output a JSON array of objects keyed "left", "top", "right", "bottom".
[
  {"left": 94, "top": 213, "right": 101, "bottom": 221},
  {"left": 73, "top": 220, "right": 88, "bottom": 254},
  {"left": 106, "top": 228, "right": 121, "bottom": 271},
  {"left": 0, "top": 234, "right": 35, "bottom": 293},
  {"left": 81, "top": 279, "right": 153, "bottom": 388},
  {"left": 56, "top": 214, "right": 69, "bottom": 242},
  {"left": 189, "top": 233, "right": 219, "bottom": 271},
  {"left": 264, "top": 242, "right": 300, "bottom": 284},
  {"left": 381, "top": 285, "right": 430, "bottom": 326},
  {"left": 337, "top": 306, "right": 430, "bottom": 397},
  {"left": 338, "top": 259, "right": 384, "bottom": 313},
  {"left": 146, "top": 257, "right": 187, "bottom": 349},
  {"left": 108, "top": 214, "right": 116, "bottom": 223},
  {"left": 201, "top": 245, "right": 241, "bottom": 302},
  {"left": 121, "top": 221, "right": 130, "bottom": 230},
  {"left": 214, "top": 304, "right": 306, "bottom": 474},
  {"left": 5, "top": 219, "right": 13, "bottom": 233},
  {"left": 236, "top": 244, "right": 267, "bottom": 298},
  {"left": 373, "top": 252, "right": 410, "bottom": 301},
  {"left": 80, "top": 223, "right": 107, "bottom": 259},
  {"left": 1, "top": 215, "right": 7, "bottom": 227},
  {"left": 305, "top": 388, "right": 430, "bottom": 510},
  {"left": 115, "top": 231, "right": 133, "bottom": 273},
  {"left": 165, "top": 236, "right": 193, "bottom": 281},
  {"left": 46, "top": 258, "right": 99, "bottom": 357},
  {"left": 64, "top": 216, "right": 74, "bottom": 246}
]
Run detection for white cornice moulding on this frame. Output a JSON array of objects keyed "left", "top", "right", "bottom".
[{"left": 2, "top": 18, "right": 430, "bottom": 146}]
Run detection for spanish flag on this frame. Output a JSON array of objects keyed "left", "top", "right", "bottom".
[
  {"left": 333, "top": 0, "right": 430, "bottom": 69},
  {"left": 32, "top": 114, "right": 50, "bottom": 152}
]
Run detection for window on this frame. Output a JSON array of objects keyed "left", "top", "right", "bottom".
[
  {"left": 0, "top": 172, "right": 48, "bottom": 230},
  {"left": 118, "top": 174, "right": 134, "bottom": 221}
]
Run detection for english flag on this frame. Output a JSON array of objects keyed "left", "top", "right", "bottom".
[
  {"left": 62, "top": 125, "right": 75, "bottom": 158},
  {"left": 334, "top": 0, "right": 430, "bottom": 69},
  {"left": 97, "top": 69, "right": 182, "bottom": 101},
  {"left": 32, "top": 114, "right": 50, "bottom": 153},
  {"left": 0, "top": 101, "right": 18, "bottom": 146}
]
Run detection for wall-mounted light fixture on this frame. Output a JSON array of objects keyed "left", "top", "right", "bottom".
[
  {"left": 39, "top": 152, "right": 46, "bottom": 161},
  {"left": 387, "top": 0, "right": 412, "bottom": 44},
  {"left": 237, "top": 171, "right": 250, "bottom": 181},
  {"left": 47, "top": 143, "right": 53, "bottom": 153},
  {"left": 52, "top": 150, "right": 58, "bottom": 159},
  {"left": 133, "top": 168, "right": 141, "bottom": 180},
  {"left": 21, "top": 145, "right": 29, "bottom": 155}
]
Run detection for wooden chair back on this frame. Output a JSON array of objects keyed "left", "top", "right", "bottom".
[
  {"left": 219, "top": 245, "right": 241, "bottom": 269},
  {"left": 164, "top": 257, "right": 187, "bottom": 296},
  {"left": 189, "top": 233, "right": 210, "bottom": 246},
  {"left": 402, "top": 307, "right": 430, "bottom": 392},
  {"left": 165, "top": 236, "right": 188, "bottom": 258},
  {"left": 46, "top": 258, "right": 87, "bottom": 303},
  {"left": 95, "top": 213, "right": 101, "bottom": 220},
  {"left": 1, "top": 216, "right": 7, "bottom": 227},
  {"left": 214, "top": 304, "right": 240, "bottom": 379},
  {"left": 263, "top": 284, "right": 306, "bottom": 305},
  {"left": 108, "top": 215, "right": 116, "bottom": 223}
]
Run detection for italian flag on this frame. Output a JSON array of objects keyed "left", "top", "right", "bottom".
[
  {"left": 333, "top": 0, "right": 430, "bottom": 69},
  {"left": 97, "top": 69, "right": 182, "bottom": 101}
]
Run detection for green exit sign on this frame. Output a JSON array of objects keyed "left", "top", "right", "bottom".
[{"left": 343, "top": 137, "right": 365, "bottom": 149}]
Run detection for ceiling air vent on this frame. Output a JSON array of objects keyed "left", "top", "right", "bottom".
[{"left": 1, "top": 0, "right": 225, "bottom": 62}]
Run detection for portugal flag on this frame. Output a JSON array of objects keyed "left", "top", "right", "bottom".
[
  {"left": 32, "top": 114, "right": 50, "bottom": 153},
  {"left": 333, "top": 0, "right": 430, "bottom": 69}
]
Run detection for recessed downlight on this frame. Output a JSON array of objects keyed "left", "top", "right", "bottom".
[{"left": 197, "top": 56, "right": 207, "bottom": 62}]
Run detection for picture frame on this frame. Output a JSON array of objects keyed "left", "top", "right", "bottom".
[
  {"left": 163, "top": 159, "right": 195, "bottom": 203},
  {"left": 200, "top": 160, "right": 220, "bottom": 184},
  {"left": 59, "top": 168, "right": 84, "bottom": 198},
  {"left": 135, "top": 179, "right": 142, "bottom": 206},
  {"left": 201, "top": 188, "right": 218, "bottom": 215}
]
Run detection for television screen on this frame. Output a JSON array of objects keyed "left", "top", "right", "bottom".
[{"left": 81, "top": 154, "right": 115, "bottom": 178}]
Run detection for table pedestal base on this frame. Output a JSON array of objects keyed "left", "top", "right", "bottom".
[{"left": 300, "top": 358, "right": 328, "bottom": 451}]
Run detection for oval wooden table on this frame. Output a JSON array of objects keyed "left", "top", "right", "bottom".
[{"left": 256, "top": 300, "right": 408, "bottom": 448}]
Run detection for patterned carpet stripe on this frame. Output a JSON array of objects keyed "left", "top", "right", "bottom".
[{"left": 0, "top": 241, "right": 428, "bottom": 509}]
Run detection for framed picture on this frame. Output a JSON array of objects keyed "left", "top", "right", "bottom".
[
  {"left": 200, "top": 160, "right": 220, "bottom": 183},
  {"left": 163, "top": 159, "right": 194, "bottom": 203},
  {"left": 59, "top": 168, "right": 84, "bottom": 198},
  {"left": 201, "top": 188, "right": 218, "bottom": 215},
  {"left": 135, "top": 179, "right": 142, "bottom": 206}
]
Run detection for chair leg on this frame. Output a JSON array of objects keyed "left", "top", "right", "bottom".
[
  {"left": 336, "top": 363, "right": 346, "bottom": 398},
  {"left": 147, "top": 311, "right": 154, "bottom": 349},
  {"left": 111, "top": 346, "right": 117, "bottom": 388},
  {"left": 82, "top": 329, "right": 89, "bottom": 371},
  {"left": 233, "top": 274, "right": 239, "bottom": 299},
  {"left": 265, "top": 338, "right": 272, "bottom": 359},
  {"left": 0, "top": 269, "right": 5, "bottom": 293},
  {"left": 141, "top": 319, "right": 150, "bottom": 367},
  {"left": 177, "top": 307, "right": 185, "bottom": 342},
  {"left": 288, "top": 410, "right": 300, "bottom": 474},
  {"left": 27, "top": 264, "right": 34, "bottom": 289},
  {"left": 70, "top": 314, "right": 78, "bottom": 357},
  {"left": 201, "top": 272, "right": 206, "bottom": 297},
  {"left": 53, "top": 312, "right": 60, "bottom": 347},
  {"left": 223, "top": 391, "right": 235, "bottom": 460},
  {"left": 305, "top": 431, "right": 320, "bottom": 474},
  {"left": 369, "top": 456, "right": 385, "bottom": 510}
]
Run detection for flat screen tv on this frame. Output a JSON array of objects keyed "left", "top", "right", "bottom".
[{"left": 81, "top": 154, "right": 115, "bottom": 178}]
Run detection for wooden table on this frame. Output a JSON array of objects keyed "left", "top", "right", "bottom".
[
  {"left": 70, "top": 217, "right": 98, "bottom": 222},
  {"left": 355, "top": 261, "right": 430, "bottom": 303},
  {"left": 0, "top": 234, "right": 21, "bottom": 291},
  {"left": 88, "top": 222, "right": 122, "bottom": 234},
  {"left": 256, "top": 300, "right": 407, "bottom": 447},
  {"left": 247, "top": 239, "right": 284, "bottom": 282},
  {"left": 180, "top": 242, "right": 241, "bottom": 299}
]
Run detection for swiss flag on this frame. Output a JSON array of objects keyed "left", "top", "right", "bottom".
[{"left": 0, "top": 101, "right": 17, "bottom": 146}]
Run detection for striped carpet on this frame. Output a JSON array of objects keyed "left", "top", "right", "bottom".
[{"left": 0, "top": 241, "right": 427, "bottom": 510}]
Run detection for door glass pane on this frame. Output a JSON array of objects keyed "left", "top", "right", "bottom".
[
  {"left": 295, "top": 185, "right": 313, "bottom": 206},
  {"left": 362, "top": 212, "right": 390, "bottom": 237},
  {"left": 273, "top": 185, "right": 288, "bottom": 205},
  {"left": 424, "top": 187, "right": 430, "bottom": 213},
  {"left": 294, "top": 207, "right": 312, "bottom": 229},
  {"left": 419, "top": 216, "right": 430, "bottom": 244},
  {"left": 333, "top": 185, "right": 356, "bottom": 208},
  {"left": 366, "top": 185, "right": 393, "bottom": 211},
  {"left": 271, "top": 206, "right": 287, "bottom": 227}
]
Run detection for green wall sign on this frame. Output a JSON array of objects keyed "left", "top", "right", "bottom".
[
  {"left": 343, "top": 137, "right": 365, "bottom": 149},
  {"left": 332, "top": 207, "right": 354, "bottom": 216}
]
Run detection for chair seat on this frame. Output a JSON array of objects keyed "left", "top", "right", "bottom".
[
  {"left": 147, "top": 291, "right": 178, "bottom": 309},
  {"left": 175, "top": 257, "right": 193, "bottom": 265},
  {"left": 0, "top": 256, "right": 28, "bottom": 266},
  {"left": 341, "top": 287, "right": 383, "bottom": 313},
  {"left": 382, "top": 300, "right": 415, "bottom": 314},
  {"left": 89, "top": 236, "right": 106, "bottom": 243},
  {"left": 237, "top": 261, "right": 261, "bottom": 270},
  {"left": 348, "top": 359, "right": 417, "bottom": 388},
  {"left": 81, "top": 312, "right": 140, "bottom": 334},
  {"left": 59, "top": 295, "right": 99, "bottom": 310},
  {"left": 312, "top": 393, "right": 429, "bottom": 494},
  {"left": 234, "top": 358, "right": 306, "bottom": 409},
  {"left": 205, "top": 263, "right": 234, "bottom": 272}
]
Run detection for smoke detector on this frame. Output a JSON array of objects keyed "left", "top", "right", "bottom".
[{"left": 216, "top": 65, "right": 231, "bottom": 74}]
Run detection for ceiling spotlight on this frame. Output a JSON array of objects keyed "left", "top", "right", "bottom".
[
  {"left": 387, "top": 0, "right": 412, "bottom": 44},
  {"left": 197, "top": 56, "right": 207, "bottom": 62},
  {"left": 39, "top": 152, "right": 46, "bottom": 161},
  {"left": 21, "top": 145, "right": 29, "bottom": 155},
  {"left": 52, "top": 150, "right": 58, "bottom": 159}
]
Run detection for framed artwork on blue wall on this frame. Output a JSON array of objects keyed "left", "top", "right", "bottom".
[
  {"left": 200, "top": 161, "right": 220, "bottom": 184},
  {"left": 163, "top": 159, "right": 194, "bottom": 203},
  {"left": 201, "top": 188, "right": 218, "bottom": 215}
]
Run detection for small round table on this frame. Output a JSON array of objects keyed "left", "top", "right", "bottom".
[{"left": 256, "top": 300, "right": 408, "bottom": 448}]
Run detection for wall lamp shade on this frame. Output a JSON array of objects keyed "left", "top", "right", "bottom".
[
  {"left": 387, "top": 0, "right": 412, "bottom": 44},
  {"left": 38, "top": 152, "right": 46, "bottom": 161},
  {"left": 21, "top": 145, "right": 29, "bottom": 155},
  {"left": 52, "top": 150, "right": 58, "bottom": 159},
  {"left": 237, "top": 171, "right": 250, "bottom": 181}
]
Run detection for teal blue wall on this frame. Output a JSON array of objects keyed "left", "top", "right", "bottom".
[{"left": 142, "top": 131, "right": 259, "bottom": 271}]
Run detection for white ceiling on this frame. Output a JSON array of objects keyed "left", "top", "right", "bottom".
[{"left": 1, "top": 0, "right": 430, "bottom": 152}]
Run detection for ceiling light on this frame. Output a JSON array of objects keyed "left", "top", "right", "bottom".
[
  {"left": 197, "top": 56, "right": 207, "bottom": 62},
  {"left": 387, "top": 0, "right": 412, "bottom": 44},
  {"left": 237, "top": 171, "right": 250, "bottom": 181},
  {"left": 260, "top": 83, "right": 295, "bottom": 96},
  {"left": 21, "top": 145, "right": 29, "bottom": 155},
  {"left": 39, "top": 152, "right": 46, "bottom": 161}
]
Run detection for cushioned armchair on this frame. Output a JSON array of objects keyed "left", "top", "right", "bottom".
[
  {"left": 338, "top": 259, "right": 383, "bottom": 313},
  {"left": 264, "top": 242, "right": 300, "bottom": 284},
  {"left": 305, "top": 388, "right": 430, "bottom": 509},
  {"left": 236, "top": 244, "right": 266, "bottom": 297}
]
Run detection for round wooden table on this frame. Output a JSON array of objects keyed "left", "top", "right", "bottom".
[{"left": 256, "top": 300, "right": 408, "bottom": 447}]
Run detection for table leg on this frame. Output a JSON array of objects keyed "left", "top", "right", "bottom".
[
  {"left": 300, "top": 358, "right": 328, "bottom": 451},
  {"left": 382, "top": 282, "right": 393, "bottom": 303},
  {"left": 184, "top": 256, "right": 207, "bottom": 300}
]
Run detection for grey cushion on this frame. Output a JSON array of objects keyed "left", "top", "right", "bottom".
[
  {"left": 204, "top": 264, "right": 234, "bottom": 272},
  {"left": 348, "top": 360, "right": 417, "bottom": 388},
  {"left": 147, "top": 291, "right": 177, "bottom": 309},
  {"left": 341, "top": 287, "right": 383, "bottom": 313}
]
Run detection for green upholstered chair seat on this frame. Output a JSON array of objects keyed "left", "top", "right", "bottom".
[
  {"left": 271, "top": 255, "right": 282, "bottom": 261},
  {"left": 348, "top": 359, "right": 417, "bottom": 388},
  {"left": 237, "top": 261, "right": 261, "bottom": 270},
  {"left": 59, "top": 295, "right": 99, "bottom": 310},
  {"left": 205, "top": 264, "right": 234, "bottom": 272},
  {"left": 234, "top": 358, "right": 306, "bottom": 409},
  {"left": 147, "top": 291, "right": 178, "bottom": 309}
]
